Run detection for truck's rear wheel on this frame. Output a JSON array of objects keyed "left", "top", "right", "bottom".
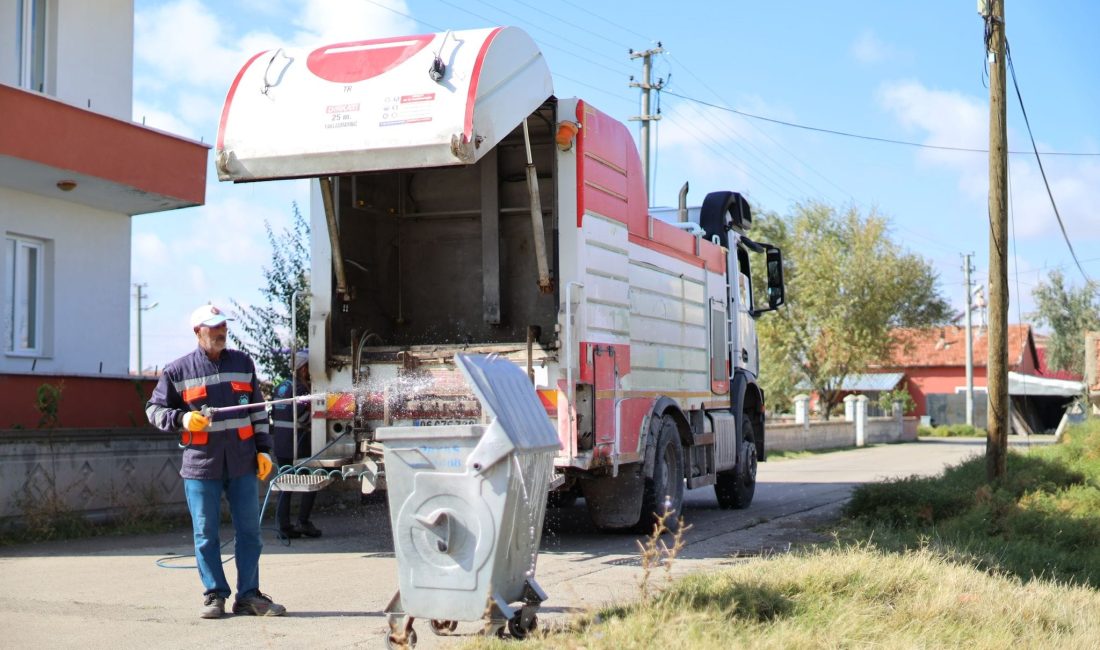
[
  {"left": 636, "top": 415, "right": 685, "bottom": 532},
  {"left": 715, "top": 415, "right": 757, "bottom": 509}
]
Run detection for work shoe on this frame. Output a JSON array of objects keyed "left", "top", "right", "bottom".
[
  {"left": 233, "top": 591, "right": 286, "bottom": 617},
  {"left": 200, "top": 593, "right": 226, "bottom": 619},
  {"left": 278, "top": 524, "right": 302, "bottom": 539},
  {"left": 298, "top": 521, "right": 322, "bottom": 538}
]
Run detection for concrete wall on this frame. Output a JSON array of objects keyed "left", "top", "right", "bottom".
[
  {"left": 1, "top": 186, "right": 132, "bottom": 376},
  {"left": 3, "top": 414, "right": 920, "bottom": 523},
  {"left": 0, "top": 0, "right": 133, "bottom": 119},
  {"left": 0, "top": 427, "right": 182, "bottom": 521},
  {"left": 766, "top": 416, "right": 919, "bottom": 453},
  {"left": 54, "top": 0, "right": 133, "bottom": 120}
]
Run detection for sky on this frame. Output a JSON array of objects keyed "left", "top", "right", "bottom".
[{"left": 129, "top": 0, "right": 1100, "bottom": 374}]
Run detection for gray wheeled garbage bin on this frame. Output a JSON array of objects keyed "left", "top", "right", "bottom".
[{"left": 378, "top": 353, "right": 560, "bottom": 647}]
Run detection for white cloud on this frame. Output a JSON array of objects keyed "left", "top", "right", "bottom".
[
  {"left": 292, "top": 0, "right": 414, "bottom": 45},
  {"left": 133, "top": 231, "right": 169, "bottom": 266},
  {"left": 877, "top": 79, "right": 1100, "bottom": 244},
  {"left": 135, "top": 0, "right": 250, "bottom": 88},
  {"left": 132, "top": 101, "right": 193, "bottom": 137},
  {"left": 851, "top": 29, "right": 889, "bottom": 65}
]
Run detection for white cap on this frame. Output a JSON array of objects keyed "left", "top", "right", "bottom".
[
  {"left": 293, "top": 350, "right": 309, "bottom": 371},
  {"left": 190, "top": 304, "right": 231, "bottom": 330}
]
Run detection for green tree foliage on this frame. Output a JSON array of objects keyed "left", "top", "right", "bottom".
[
  {"left": 1029, "top": 270, "right": 1099, "bottom": 376},
  {"left": 754, "top": 202, "right": 952, "bottom": 418},
  {"left": 229, "top": 203, "right": 310, "bottom": 384}
]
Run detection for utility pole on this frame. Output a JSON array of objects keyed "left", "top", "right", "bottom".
[
  {"left": 134, "top": 283, "right": 157, "bottom": 375},
  {"left": 629, "top": 43, "right": 663, "bottom": 204},
  {"left": 982, "top": 0, "right": 1008, "bottom": 480},
  {"left": 962, "top": 253, "right": 975, "bottom": 427}
]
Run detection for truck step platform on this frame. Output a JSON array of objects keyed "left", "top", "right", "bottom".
[{"left": 271, "top": 473, "right": 334, "bottom": 492}]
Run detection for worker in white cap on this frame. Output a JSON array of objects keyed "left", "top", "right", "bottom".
[
  {"left": 146, "top": 304, "right": 285, "bottom": 619},
  {"left": 272, "top": 349, "right": 321, "bottom": 538}
]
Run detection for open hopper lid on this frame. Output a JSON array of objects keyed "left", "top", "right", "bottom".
[{"left": 216, "top": 26, "right": 553, "bottom": 181}]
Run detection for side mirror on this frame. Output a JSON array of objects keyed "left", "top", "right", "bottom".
[{"left": 765, "top": 246, "right": 785, "bottom": 310}]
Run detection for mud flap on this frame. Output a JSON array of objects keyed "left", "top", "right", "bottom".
[{"left": 578, "top": 464, "right": 645, "bottom": 530}]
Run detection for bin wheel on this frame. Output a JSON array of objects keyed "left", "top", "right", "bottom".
[
  {"left": 507, "top": 613, "right": 538, "bottom": 639},
  {"left": 429, "top": 619, "right": 458, "bottom": 636},
  {"left": 385, "top": 628, "right": 417, "bottom": 649}
]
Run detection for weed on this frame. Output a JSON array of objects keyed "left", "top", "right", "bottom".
[
  {"left": 635, "top": 503, "right": 691, "bottom": 602},
  {"left": 35, "top": 381, "right": 64, "bottom": 428}
]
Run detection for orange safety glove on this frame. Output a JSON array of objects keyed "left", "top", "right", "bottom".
[
  {"left": 257, "top": 452, "right": 274, "bottom": 481},
  {"left": 182, "top": 411, "right": 209, "bottom": 432}
]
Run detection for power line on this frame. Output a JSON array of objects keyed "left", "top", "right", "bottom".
[
  {"left": 431, "top": 0, "right": 631, "bottom": 78},
  {"left": 363, "top": 0, "right": 445, "bottom": 31},
  {"left": 1004, "top": 39, "right": 1091, "bottom": 285},
  {"left": 555, "top": 0, "right": 657, "bottom": 43},
  {"left": 463, "top": 0, "right": 634, "bottom": 75},
  {"left": 662, "top": 90, "right": 1100, "bottom": 157},
  {"left": 663, "top": 52, "right": 856, "bottom": 205}
]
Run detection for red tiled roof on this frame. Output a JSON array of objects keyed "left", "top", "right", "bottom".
[
  {"left": 881, "top": 324, "right": 1035, "bottom": 369},
  {"left": 1034, "top": 346, "right": 1083, "bottom": 381}
]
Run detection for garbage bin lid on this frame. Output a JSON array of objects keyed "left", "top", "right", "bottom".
[{"left": 456, "top": 354, "right": 560, "bottom": 452}]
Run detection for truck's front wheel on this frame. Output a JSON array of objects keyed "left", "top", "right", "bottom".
[
  {"left": 637, "top": 415, "right": 685, "bottom": 532},
  {"left": 715, "top": 415, "right": 757, "bottom": 509}
]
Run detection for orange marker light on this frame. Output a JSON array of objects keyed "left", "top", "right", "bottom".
[{"left": 555, "top": 120, "right": 580, "bottom": 151}]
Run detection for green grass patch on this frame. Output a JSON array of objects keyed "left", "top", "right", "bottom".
[
  {"left": 842, "top": 418, "right": 1100, "bottom": 586},
  {"left": 918, "top": 423, "right": 987, "bottom": 437}
]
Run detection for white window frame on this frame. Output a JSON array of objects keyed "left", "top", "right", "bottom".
[
  {"left": 18, "top": 0, "right": 47, "bottom": 92},
  {"left": 5, "top": 234, "right": 45, "bottom": 356}
]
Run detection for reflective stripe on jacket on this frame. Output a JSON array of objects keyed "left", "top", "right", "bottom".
[
  {"left": 146, "top": 347, "right": 272, "bottom": 480},
  {"left": 271, "top": 378, "right": 312, "bottom": 461}
]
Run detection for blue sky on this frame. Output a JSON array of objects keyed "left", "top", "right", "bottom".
[{"left": 129, "top": 0, "right": 1100, "bottom": 373}]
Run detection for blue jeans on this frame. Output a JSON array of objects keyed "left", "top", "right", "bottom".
[{"left": 183, "top": 474, "right": 263, "bottom": 599}]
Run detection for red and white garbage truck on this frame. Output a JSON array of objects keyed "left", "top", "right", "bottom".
[{"left": 217, "top": 26, "right": 785, "bottom": 531}]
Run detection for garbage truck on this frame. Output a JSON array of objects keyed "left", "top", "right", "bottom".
[{"left": 216, "top": 26, "right": 786, "bottom": 531}]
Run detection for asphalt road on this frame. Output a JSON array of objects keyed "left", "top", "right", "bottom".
[{"left": 0, "top": 436, "right": 1049, "bottom": 649}]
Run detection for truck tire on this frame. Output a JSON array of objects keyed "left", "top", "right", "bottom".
[
  {"left": 636, "top": 415, "right": 685, "bottom": 533},
  {"left": 715, "top": 414, "right": 757, "bottom": 509}
]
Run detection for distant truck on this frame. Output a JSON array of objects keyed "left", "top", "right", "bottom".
[{"left": 217, "top": 26, "right": 785, "bottom": 531}]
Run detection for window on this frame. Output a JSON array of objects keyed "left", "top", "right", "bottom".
[
  {"left": 5, "top": 235, "right": 44, "bottom": 354},
  {"left": 710, "top": 299, "right": 729, "bottom": 393},
  {"left": 18, "top": 0, "right": 47, "bottom": 92}
]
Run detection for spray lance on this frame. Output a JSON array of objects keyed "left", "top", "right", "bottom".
[{"left": 199, "top": 392, "right": 329, "bottom": 418}]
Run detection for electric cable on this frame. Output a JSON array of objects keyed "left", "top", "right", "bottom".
[
  {"left": 1007, "top": 151, "right": 1031, "bottom": 448},
  {"left": 509, "top": 0, "right": 635, "bottom": 50},
  {"left": 1004, "top": 38, "right": 1092, "bottom": 285},
  {"left": 464, "top": 0, "right": 635, "bottom": 76},
  {"left": 662, "top": 52, "right": 852, "bottom": 206},
  {"left": 555, "top": 0, "right": 657, "bottom": 43},
  {"left": 429, "top": 0, "right": 630, "bottom": 78},
  {"left": 662, "top": 89, "right": 1100, "bottom": 157}
]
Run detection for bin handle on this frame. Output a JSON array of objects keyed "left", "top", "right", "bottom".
[{"left": 415, "top": 509, "right": 453, "bottom": 554}]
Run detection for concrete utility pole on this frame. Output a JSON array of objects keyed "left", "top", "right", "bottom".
[
  {"left": 982, "top": 0, "right": 1008, "bottom": 480},
  {"left": 629, "top": 44, "right": 663, "bottom": 204},
  {"left": 962, "top": 253, "right": 975, "bottom": 426},
  {"left": 134, "top": 283, "right": 157, "bottom": 375}
]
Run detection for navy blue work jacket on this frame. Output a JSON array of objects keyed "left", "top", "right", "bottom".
[{"left": 146, "top": 347, "right": 272, "bottom": 480}]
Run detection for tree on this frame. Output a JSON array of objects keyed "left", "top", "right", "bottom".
[
  {"left": 755, "top": 202, "right": 952, "bottom": 418},
  {"left": 229, "top": 203, "right": 310, "bottom": 384},
  {"left": 1030, "top": 270, "right": 1100, "bottom": 376}
]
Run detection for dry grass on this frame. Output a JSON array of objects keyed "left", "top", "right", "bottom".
[{"left": 467, "top": 546, "right": 1100, "bottom": 649}]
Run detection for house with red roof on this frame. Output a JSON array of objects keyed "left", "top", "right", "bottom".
[{"left": 868, "top": 325, "right": 1083, "bottom": 433}]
